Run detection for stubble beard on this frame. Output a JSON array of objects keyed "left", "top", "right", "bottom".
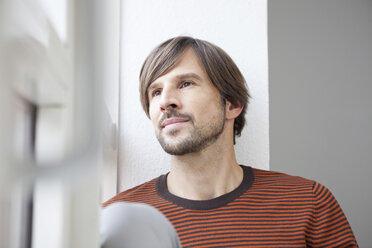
[{"left": 156, "top": 108, "right": 226, "bottom": 156}]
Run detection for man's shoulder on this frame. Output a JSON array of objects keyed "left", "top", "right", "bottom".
[
  {"left": 250, "top": 167, "right": 344, "bottom": 205},
  {"left": 251, "top": 167, "right": 315, "bottom": 188},
  {"left": 102, "top": 177, "right": 159, "bottom": 208}
]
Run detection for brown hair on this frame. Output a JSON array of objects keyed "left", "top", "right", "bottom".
[{"left": 139, "top": 36, "right": 250, "bottom": 139}]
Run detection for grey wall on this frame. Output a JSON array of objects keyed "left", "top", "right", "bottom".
[{"left": 268, "top": 0, "right": 372, "bottom": 247}]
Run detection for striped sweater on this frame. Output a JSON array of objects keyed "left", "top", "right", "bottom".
[{"left": 103, "top": 166, "right": 358, "bottom": 247}]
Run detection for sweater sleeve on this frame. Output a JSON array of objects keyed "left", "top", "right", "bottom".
[{"left": 306, "top": 182, "right": 358, "bottom": 247}]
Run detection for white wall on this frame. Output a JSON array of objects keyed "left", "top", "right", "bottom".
[
  {"left": 119, "top": 0, "right": 268, "bottom": 190},
  {"left": 268, "top": 0, "right": 372, "bottom": 246}
]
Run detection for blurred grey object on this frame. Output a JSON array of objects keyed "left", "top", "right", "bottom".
[{"left": 101, "top": 203, "right": 181, "bottom": 248}]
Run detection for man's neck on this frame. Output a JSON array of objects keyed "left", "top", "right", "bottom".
[{"left": 166, "top": 136, "right": 243, "bottom": 201}]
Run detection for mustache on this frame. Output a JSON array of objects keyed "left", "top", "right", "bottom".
[{"left": 158, "top": 110, "right": 193, "bottom": 129}]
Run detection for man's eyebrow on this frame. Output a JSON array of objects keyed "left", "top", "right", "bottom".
[
  {"left": 175, "top": 72, "right": 202, "bottom": 81},
  {"left": 147, "top": 82, "right": 159, "bottom": 94},
  {"left": 147, "top": 73, "right": 202, "bottom": 93}
]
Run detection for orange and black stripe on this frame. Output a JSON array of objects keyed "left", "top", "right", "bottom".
[{"left": 104, "top": 166, "right": 358, "bottom": 247}]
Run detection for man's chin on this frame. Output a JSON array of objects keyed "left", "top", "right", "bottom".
[
  {"left": 161, "top": 143, "right": 196, "bottom": 156},
  {"left": 163, "top": 148, "right": 189, "bottom": 156},
  {"left": 157, "top": 136, "right": 194, "bottom": 156}
]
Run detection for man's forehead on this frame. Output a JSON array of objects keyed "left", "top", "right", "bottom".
[{"left": 148, "top": 49, "right": 206, "bottom": 85}]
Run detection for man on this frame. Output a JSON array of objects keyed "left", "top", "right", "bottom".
[{"left": 104, "top": 36, "right": 358, "bottom": 247}]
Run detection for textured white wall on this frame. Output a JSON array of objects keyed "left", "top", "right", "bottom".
[{"left": 119, "top": 0, "right": 268, "bottom": 191}]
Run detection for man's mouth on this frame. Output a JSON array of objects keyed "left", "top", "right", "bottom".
[{"left": 161, "top": 118, "right": 189, "bottom": 129}]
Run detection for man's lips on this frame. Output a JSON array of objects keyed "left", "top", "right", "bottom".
[{"left": 161, "top": 118, "right": 189, "bottom": 128}]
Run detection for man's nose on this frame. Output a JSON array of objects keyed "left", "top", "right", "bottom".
[{"left": 159, "top": 87, "right": 181, "bottom": 112}]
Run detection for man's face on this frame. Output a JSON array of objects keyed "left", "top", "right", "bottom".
[{"left": 147, "top": 48, "right": 226, "bottom": 155}]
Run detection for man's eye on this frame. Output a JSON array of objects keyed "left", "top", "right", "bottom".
[
  {"left": 180, "top": 81, "right": 192, "bottom": 88},
  {"left": 152, "top": 89, "right": 161, "bottom": 97}
]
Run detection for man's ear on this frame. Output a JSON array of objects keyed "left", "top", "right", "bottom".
[{"left": 225, "top": 100, "right": 243, "bottom": 120}]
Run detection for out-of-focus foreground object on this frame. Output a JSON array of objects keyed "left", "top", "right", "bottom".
[
  {"left": 0, "top": 0, "right": 110, "bottom": 247},
  {"left": 101, "top": 203, "right": 181, "bottom": 248}
]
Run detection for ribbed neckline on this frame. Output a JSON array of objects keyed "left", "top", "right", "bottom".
[{"left": 156, "top": 165, "right": 254, "bottom": 210}]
